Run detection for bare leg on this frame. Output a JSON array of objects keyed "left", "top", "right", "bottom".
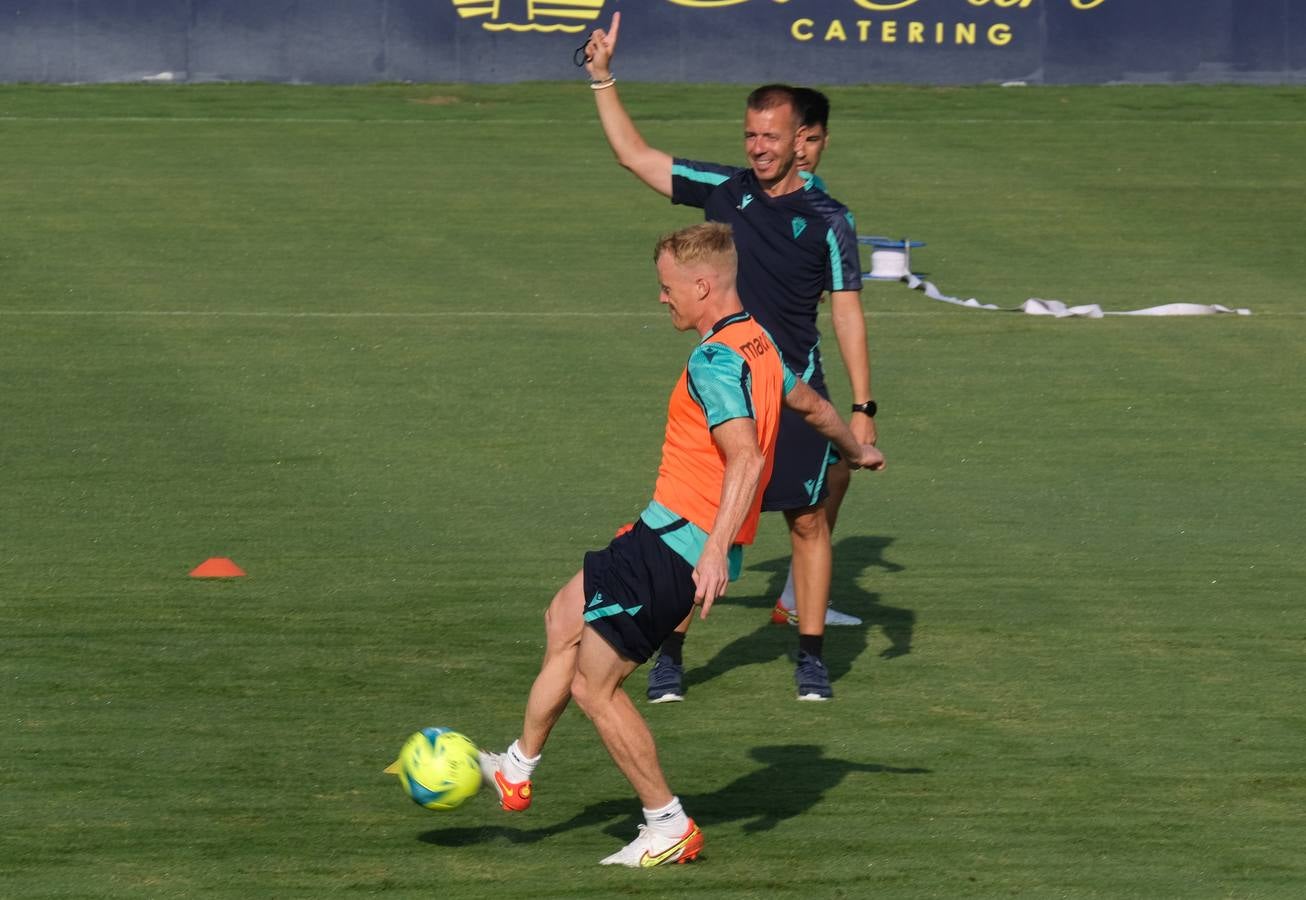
[
  {"left": 779, "top": 462, "right": 850, "bottom": 613},
  {"left": 784, "top": 503, "right": 832, "bottom": 638},
  {"left": 824, "top": 458, "right": 851, "bottom": 533},
  {"left": 571, "top": 628, "right": 674, "bottom": 809},
  {"left": 518, "top": 570, "right": 586, "bottom": 757},
  {"left": 670, "top": 610, "right": 692, "bottom": 637}
]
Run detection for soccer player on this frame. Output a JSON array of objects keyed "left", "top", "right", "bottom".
[
  {"left": 769, "top": 87, "right": 868, "bottom": 629},
  {"left": 583, "top": 14, "right": 878, "bottom": 702},
  {"left": 478, "top": 223, "right": 884, "bottom": 867},
  {"left": 794, "top": 87, "right": 832, "bottom": 180}
]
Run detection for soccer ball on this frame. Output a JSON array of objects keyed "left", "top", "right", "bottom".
[{"left": 396, "top": 727, "right": 482, "bottom": 811}]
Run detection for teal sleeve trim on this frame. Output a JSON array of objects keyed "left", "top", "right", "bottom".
[
  {"left": 826, "top": 229, "right": 845, "bottom": 292},
  {"left": 640, "top": 501, "right": 744, "bottom": 580},
  {"left": 687, "top": 343, "right": 753, "bottom": 428},
  {"left": 672, "top": 163, "right": 731, "bottom": 187},
  {"left": 782, "top": 363, "right": 798, "bottom": 395}
]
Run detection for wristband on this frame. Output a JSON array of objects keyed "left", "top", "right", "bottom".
[{"left": 851, "top": 401, "right": 878, "bottom": 418}]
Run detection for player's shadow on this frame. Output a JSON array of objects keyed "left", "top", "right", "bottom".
[
  {"left": 684, "top": 535, "right": 914, "bottom": 692},
  {"left": 417, "top": 743, "right": 930, "bottom": 848},
  {"left": 683, "top": 743, "right": 929, "bottom": 835}
]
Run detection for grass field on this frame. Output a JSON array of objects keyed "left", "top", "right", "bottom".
[{"left": 2, "top": 82, "right": 1304, "bottom": 898}]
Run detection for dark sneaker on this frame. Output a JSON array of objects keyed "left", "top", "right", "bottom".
[
  {"left": 795, "top": 651, "right": 833, "bottom": 702},
  {"left": 646, "top": 654, "right": 685, "bottom": 703}
]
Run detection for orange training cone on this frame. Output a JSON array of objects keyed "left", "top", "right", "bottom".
[{"left": 189, "top": 557, "right": 246, "bottom": 578}]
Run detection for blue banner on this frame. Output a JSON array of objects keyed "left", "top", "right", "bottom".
[{"left": 1, "top": 0, "right": 1303, "bottom": 85}]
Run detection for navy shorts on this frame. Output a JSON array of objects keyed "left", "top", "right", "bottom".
[
  {"left": 582, "top": 520, "right": 697, "bottom": 665},
  {"left": 762, "top": 375, "right": 833, "bottom": 513}
]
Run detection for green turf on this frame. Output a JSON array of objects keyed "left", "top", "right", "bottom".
[{"left": 1, "top": 83, "right": 1304, "bottom": 898}]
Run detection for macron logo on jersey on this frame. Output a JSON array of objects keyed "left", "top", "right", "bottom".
[
  {"left": 739, "top": 193, "right": 754, "bottom": 211},
  {"left": 792, "top": 217, "right": 808, "bottom": 239}
]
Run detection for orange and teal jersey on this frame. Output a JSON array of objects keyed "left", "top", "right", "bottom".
[{"left": 639, "top": 311, "right": 796, "bottom": 575}]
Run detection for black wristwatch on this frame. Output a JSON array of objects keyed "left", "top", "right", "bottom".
[{"left": 851, "top": 401, "right": 878, "bottom": 418}]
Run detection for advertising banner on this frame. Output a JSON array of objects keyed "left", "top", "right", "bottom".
[{"left": 1, "top": 0, "right": 1303, "bottom": 85}]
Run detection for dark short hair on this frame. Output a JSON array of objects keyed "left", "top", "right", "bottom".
[
  {"left": 745, "top": 83, "right": 799, "bottom": 118},
  {"left": 793, "top": 87, "right": 830, "bottom": 130}
]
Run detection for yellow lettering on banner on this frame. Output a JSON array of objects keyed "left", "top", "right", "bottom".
[
  {"left": 967, "top": 0, "right": 1034, "bottom": 8},
  {"left": 853, "top": 0, "right": 920, "bottom": 11},
  {"left": 785, "top": 17, "right": 1039, "bottom": 47},
  {"left": 1072, "top": 0, "right": 1107, "bottom": 9},
  {"left": 988, "top": 23, "right": 1012, "bottom": 45}
]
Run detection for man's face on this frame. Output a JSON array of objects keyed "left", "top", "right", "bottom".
[
  {"left": 743, "top": 103, "right": 800, "bottom": 184},
  {"left": 796, "top": 123, "right": 829, "bottom": 173},
  {"left": 656, "top": 252, "right": 702, "bottom": 332}
]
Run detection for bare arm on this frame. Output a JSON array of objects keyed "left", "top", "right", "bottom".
[
  {"left": 829, "top": 289, "right": 877, "bottom": 446},
  {"left": 583, "top": 13, "right": 674, "bottom": 197},
  {"left": 784, "top": 379, "right": 885, "bottom": 472},
  {"left": 694, "top": 417, "right": 767, "bottom": 618}
]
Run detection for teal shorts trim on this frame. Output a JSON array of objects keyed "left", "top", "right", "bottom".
[{"left": 582, "top": 520, "right": 697, "bottom": 665}]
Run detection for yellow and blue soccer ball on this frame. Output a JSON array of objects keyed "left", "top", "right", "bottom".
[{"left": 396, "top": 727, "right": 482, "bottom": 811}]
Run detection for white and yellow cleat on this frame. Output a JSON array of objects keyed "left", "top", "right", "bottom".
[{"left": 599, "top": 820, "right": 704, "bottom": 867}]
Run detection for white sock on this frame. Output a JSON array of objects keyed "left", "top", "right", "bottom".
[
  {"left": 643, "top": 796, "right": 690, "bottom": 840},
  {"left": 779, "top": 566, "right": 796, "bottom": 611},
  {"left": 503, "top": 740, "right": 540, "bottom": 783}
]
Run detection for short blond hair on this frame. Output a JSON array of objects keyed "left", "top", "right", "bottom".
[{"left": 653, "top": 222, "right": 737, "bottom": 274}]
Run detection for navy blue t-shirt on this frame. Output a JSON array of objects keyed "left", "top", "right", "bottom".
[{"left": 670, "top": 160, "right": 862, "bottom": 384}]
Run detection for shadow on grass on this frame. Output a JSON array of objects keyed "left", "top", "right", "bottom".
[
  {"left": 418, "top": 743, "right": 930, "bottom": 847},
  {"left": 683, "top": 535, "right": 915, "bottom": 692}
]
